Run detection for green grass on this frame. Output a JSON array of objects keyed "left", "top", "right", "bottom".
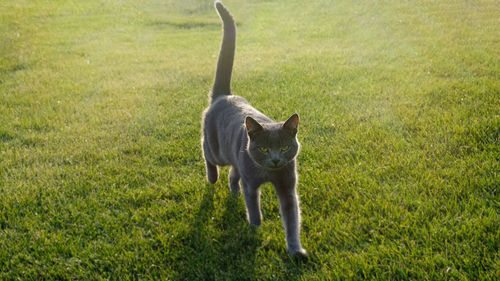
[{"left": 1, "top": 0, "right": 499, "bottom": 279}]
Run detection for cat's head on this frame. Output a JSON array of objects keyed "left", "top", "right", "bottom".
[{"left": 245, "top": 114, "right": 300, "bottom": 170}]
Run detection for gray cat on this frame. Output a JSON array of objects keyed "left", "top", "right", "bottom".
[{"left": 201, "top": 0, "right": 307, "bottom": 258}]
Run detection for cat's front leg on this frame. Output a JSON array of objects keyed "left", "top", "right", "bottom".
[
  {"left": 274, "top": 182, "right": 307, "bottom": 258},
  {"left": 241, "top": 180, "right": 262, "bottom": 226},
  {"left": 229, "top": 167, "right": 241, "bottom": 193}
]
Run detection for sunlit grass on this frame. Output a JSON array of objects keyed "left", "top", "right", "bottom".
[{"left": 1, "top": 0, "right": 498, "bottom": 279}]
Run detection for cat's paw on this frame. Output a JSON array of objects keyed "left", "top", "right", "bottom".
[
  {"left": 229, "top": 183, "right": 240, "bottom": 193},
  {"left": 248, "top": 218, "right": 261, "bottom": 227},
  {"left": 207, "top": 174, "right": 218, "bottom": 184},
  {"left": 206, "top": 163, "right": 219, "bottom": 184},
  {"left": 290, "top": 248, "right": 308, "bottom": 261}
]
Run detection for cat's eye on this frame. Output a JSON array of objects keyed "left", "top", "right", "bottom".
[
  {"left": 281, "top": 146, "right": 289, "bottom": 151},
  {"left": 259, "top": 147, "right": 269, "bottom": 153}
]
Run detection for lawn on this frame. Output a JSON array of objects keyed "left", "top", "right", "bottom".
[{"left": 0, "top": 0, "right": 498, "bottom": 279}]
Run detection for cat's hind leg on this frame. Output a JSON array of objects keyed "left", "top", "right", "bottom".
[
  {"left": 229, "top": 167, "right": 240, "bottom": 193},
  {"left": 205, "top": 159, "right": 219, "bottom": 184},
  {"left": 202, "top": 138, "right": 219, "bottom": 184}
]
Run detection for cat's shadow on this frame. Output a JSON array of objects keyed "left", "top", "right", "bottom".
[
  {"left": 176, "top": 183, "right": 308, "bottom": 279},
  {"left": 176, "top": 183, "right": 261, "bottom": 279}
]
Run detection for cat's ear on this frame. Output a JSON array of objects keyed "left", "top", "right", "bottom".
[
  {"left": 282, "top": 113, "right": 299, "bottom": 134},
  {"left": 245, "top": 116, "right": 264, "bottom": 138}
]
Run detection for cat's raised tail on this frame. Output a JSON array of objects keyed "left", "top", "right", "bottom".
[{"left": 211, "top": 0, "right": 236, "bottom": 102}]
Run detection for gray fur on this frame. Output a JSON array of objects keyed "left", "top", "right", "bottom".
[
  {"left": 201, "top": 0, "right": 307, "bottom": 257},
  {"left": 212, "top": 0, "right": 235, "bottom": 100}
]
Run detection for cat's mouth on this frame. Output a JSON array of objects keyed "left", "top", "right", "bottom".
[
  {"left": 271, "top": 162, "right": 283, "bottom": 169},
  {"left": 263, "top": 161, "right": 287, "bottom": 170},
  {"left": 266, "top": 166, "right": 284, "bottom": 171},
  {"left": 250, "top": 158, "right": 284, "bottom": 171}
]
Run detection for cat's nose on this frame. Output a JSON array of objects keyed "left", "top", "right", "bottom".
[{"left": 272, "top": 159, "right": 279, "bottom": 166}]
